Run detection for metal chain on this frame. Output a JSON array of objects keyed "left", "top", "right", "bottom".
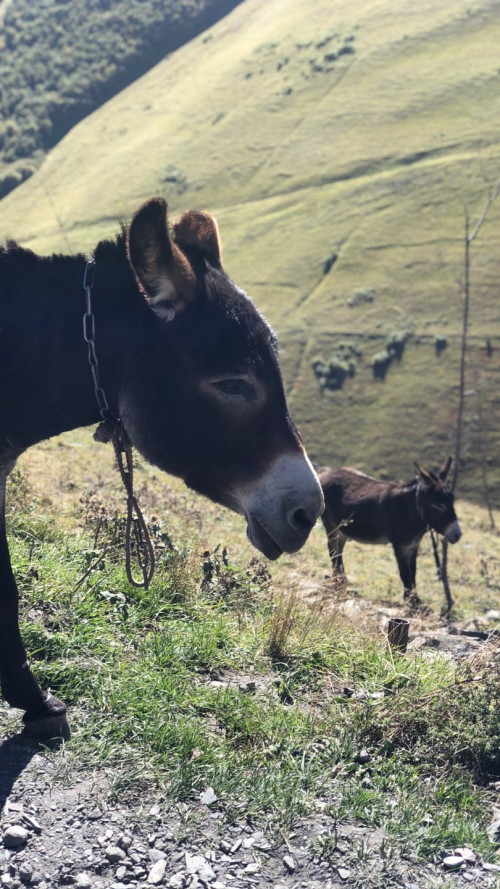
[
  {"left": 82, "top": 259, "right": 155, "bottom": 589},
  {"left": 82, "top": 260, "right": 113, "bottom": 426}
]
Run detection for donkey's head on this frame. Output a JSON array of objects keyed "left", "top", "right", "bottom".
[
  {"left": 119, "top": 198, "right": 323, "bottom": 559},
  {"left": 414, "top": 457, "right": 462, "bottom": 543}
]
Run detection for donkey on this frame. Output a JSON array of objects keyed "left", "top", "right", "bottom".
[
  {"left": 319, "top": 457, "right": 462, "bottom": 601},
  {"left": 0, "top": 197, "right": 324, "bottom": 738}
]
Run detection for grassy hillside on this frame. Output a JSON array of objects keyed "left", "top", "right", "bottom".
[
  {"left": 0, "top": 0, "right": 243, "bottom": 197},
  {"left": 1, "top": 0, "right": 500, "bottom": 502}
]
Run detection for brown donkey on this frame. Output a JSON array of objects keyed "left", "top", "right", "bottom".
[
  {"left": 0, "top": 197, "right": 324, "bottom": 738},
  {"left": 319, "top": 457, "right": 461, "bottom": 600}
]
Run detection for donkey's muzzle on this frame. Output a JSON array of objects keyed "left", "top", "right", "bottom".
[
  {"left": 444, "top": 520, "right": 462, "bottom": 544},
  {"left": 239, "top": 453, "right": 325, "bottom": 559}
]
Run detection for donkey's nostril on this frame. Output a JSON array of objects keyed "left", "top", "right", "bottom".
[{"left": 288, "top": 507, "right": 315, "bottom": 533}]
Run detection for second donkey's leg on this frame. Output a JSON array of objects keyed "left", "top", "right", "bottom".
[
  {"left": 393, "top": 542, "right": 419, "bottom": 600},
  {"left": 326, "top": 525, "right": 347, "bottom": 575}
]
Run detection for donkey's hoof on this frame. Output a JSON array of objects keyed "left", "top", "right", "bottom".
[
  {"left": 22, "top": 694, "right": 71, "bottom": 744},
  {"left": 22, "top": 712, "right": 71, "bottom": 744}
]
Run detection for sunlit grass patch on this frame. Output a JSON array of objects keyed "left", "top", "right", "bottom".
[{"left": 4, "top": 464, "right": 499, "bottom": 866}]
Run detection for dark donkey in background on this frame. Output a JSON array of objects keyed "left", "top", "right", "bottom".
[
  {"left": 0, "top": 197, "right": 324, "bottom": 738},
  {"left": 319, "top": 457, "right": 462, "bottom": 602}
]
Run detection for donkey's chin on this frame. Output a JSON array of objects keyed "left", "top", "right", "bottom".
[
  {"left": 246, "top": 520, "right": 284, "bottom": 560},
  {"left": 245, "top": 517, "right": 313, "bottom": 560}
]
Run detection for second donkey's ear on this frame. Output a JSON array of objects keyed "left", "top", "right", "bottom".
[
  {"left": 414, "top": 463, "right": 434, "bottom": 488},
  {"left": 438, "top": 456, "right": 453, "bottom": 481},
  {"left": 127, "top": 197, "right": 196, "bottom": 321}
]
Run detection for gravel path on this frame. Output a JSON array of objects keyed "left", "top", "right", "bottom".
[{"left": 1, "top": 704, "right": 499, "bottom": 889}]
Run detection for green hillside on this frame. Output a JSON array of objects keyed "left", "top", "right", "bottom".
[
  {"left": 1, "top": 0, "right": 499, "bottom": 503},
  {"left": 0, "top": 0, "right": 243, "bottom": 197}
]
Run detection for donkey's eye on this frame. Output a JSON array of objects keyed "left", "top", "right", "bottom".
[{"left": 211, "top": 378, "right": 254, "bottom": 400}]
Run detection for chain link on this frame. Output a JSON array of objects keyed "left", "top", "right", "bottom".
[{"left": 82, "top": 259, "right": 112, "bottom": 422}]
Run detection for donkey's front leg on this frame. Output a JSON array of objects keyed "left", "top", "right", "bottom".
[
  {"left": 393, "top": 542, "right": 419, "bottom": 602},
  {"left": 0, "top": 487, "right": 69, "bottom": 740},
  {"left": 326, "top": 529, "right": 346, "bottom": 575}
]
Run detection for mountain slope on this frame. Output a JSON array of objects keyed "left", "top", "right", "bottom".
[
  {"left": 0, "top": 0, "right": 243, "bottom": 198},
  {"left": 1, "top": 0, "right": 499, "bottom": 502}
]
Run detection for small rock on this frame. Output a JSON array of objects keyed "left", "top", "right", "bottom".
[
  {"left": 3, "top": 826, "right": 29, "bottom": 849},
  {"left": 148, "top": 859, "right": 166, "bottom": 884},
  {"left": 18, "top": 863, "right": 32, "bottom": 884},
  {"left": 483, "top": 863, "right": 500, "bottom": 873},
  {"left": 200, "top": 787, "right": 218, "bottom": 806},
  {"left": 74, "top": 876, "right": 93, "bottom": 889},
  {"left": 149, "top": 848, "right": 167, "bottom": 863},
  {"left": 355, "top": 749, "right": 371, "bottom": 764},
  {"left": 283, "top": 855, "right": 295, "bottom": 873},
  {"left": 486, "top": 816, "right": 500, "bottom": 843},
  {"left": 117, "top": 834, "right": 133, "bottom": 850},
  {"left": 106, "top": 845, "right": 126, "bottom": 863},
  {"left": 454, "top": 847, "right": 476, "bottom": 864},
  {"left": 185, "top": 854, "right": 206, "bottom": 874},
  {"left": 21, "top": 815, "right": 41, "bottom": 835},
  {"left": 115, "top": 866, "right": 127, "bottom": 880},
  {"left": 168, "top": 875, "right": 185, "bottom": 889},
  {"left": 243, "top": 862, "right": 260, "bottom": 874},
  {"left": 338, "top": 868, "right": 351, "bottom": 881},
  {"left": 87, "top": 807, "right": 102, "bottom": 820},
  {"left": 442, "top": 855, "right": 465, "bottom": 870}
]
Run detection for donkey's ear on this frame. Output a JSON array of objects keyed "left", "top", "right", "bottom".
[
  {"left": 127, "top": 198, "right": 196, "bottom": 321},
  {"left": 414, "top": 463, "right": 434, "bottom": 487},
  {"left": 173, "top": 210, "right": 222, "bottom": 269},
  {"left": 438, "top": 455, "right": 452, "bottom": 481}
]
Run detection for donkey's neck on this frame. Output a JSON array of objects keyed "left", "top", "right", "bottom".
[
  {"left": 0, "top": 238, "right": 137, "bottom": 458},
  {"left": 392, "top": 482, "right": 427, "bottom": 538}
]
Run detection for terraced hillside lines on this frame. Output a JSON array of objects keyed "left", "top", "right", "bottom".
[{"left": 1, "top": 0, "right": 500, "bottom": 503}]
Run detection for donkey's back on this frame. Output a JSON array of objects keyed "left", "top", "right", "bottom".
[{"left": 320, "top": 467, "right": 409, "bottom": 545}]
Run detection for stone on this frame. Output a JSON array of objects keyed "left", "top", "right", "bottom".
[
  {"left": 337, "top": 868, "right": 351, "bottom": 881},
  {"left": 442, "top": 855, "right": 465, "bottom": 869},
  {"left": 18, "top": 863, "right": 32, "bottom": 883},
  {"left": 283, "top": 855, "right": 295, "bottom": 873},
  {"left": 454, "top": 847, "right": 476, "bottom": 863},
  {"left": 355, "top": 749, "right": 371, "bottom": 764},
  {"left": 486, "top": 816, "right": 500, "bottom": 843},
  {"left": 3, "top": 826, "right": 29, "bottom": 849},
  {"left": 149, "top": 848, "right": 167, "bottom": 862},
  {"left": 74, "top": 875, "right": 93, "bottom": 889},
  {"left": 148, "top": 859, "right": 167, "bottom": 884},
  {"left": 200, "top": 787, "right": 218, "bottom": 806},
  {"left": 168, "top": 875, "right": 185, "bottom": 889},
  {"left": 106, "top": 846, "right": 126, "bottom": 863}
]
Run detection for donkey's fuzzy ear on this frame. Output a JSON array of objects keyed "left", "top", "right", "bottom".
[
  {"left": 438, "top": 455, "right": 453, "bottom": 482},
  {"left": 173, "top": 210, "right": 222, "bottom": 269},
  {"left": 127, "top": 198, "right": 196, "bottom": 320},
  {"left": 414, "top": 463, "right": 434, "bottom": 487}
]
